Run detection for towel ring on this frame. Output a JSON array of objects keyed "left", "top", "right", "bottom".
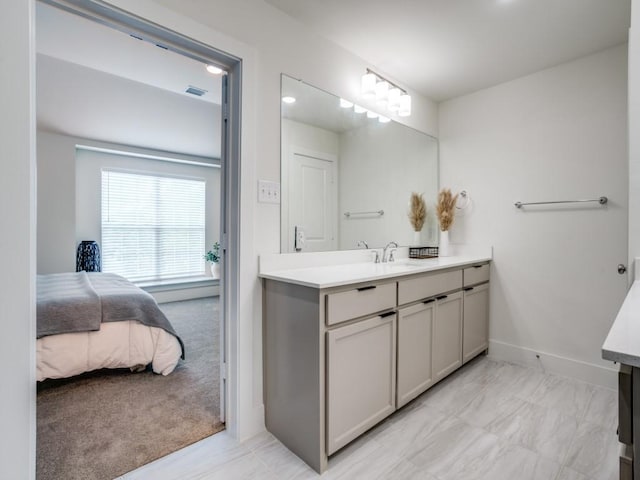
[{"left": 456, "top": 190, "right": 470, "bottom": 210}]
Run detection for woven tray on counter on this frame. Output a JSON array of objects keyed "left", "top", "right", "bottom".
[{"left": 408, "top": 246, "right": 439, "bottom": 259}]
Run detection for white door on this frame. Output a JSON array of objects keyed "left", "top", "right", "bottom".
[{"left": 288, "top": 148, "right": 337, "bottom": 252}]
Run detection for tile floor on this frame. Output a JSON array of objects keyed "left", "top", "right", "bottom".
[{"left": 119, "top": 357, "right": 620, "bottom": 480}]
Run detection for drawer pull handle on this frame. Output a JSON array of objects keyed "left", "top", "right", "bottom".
[
  {"left": 473, "top": 265, "right": 483, "bottom": 269},
  {"left": 464, "top": 287, "right": 474, "bottom": 291},
  {"left": 357, "top": 285, "right": 377, "bottom": 292},
  {"left": 436, "top": 295, "right": 448, "bottom": 300},
  {"left": 423, "top": 299, "right": 435, "bottom": 304},
  {"left": 380, "top": 311, "right": 395, "bottom": 319}
]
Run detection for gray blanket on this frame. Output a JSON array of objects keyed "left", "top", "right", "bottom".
[{"left": 37, "top": 272, "right": 184, "bottom": 359}]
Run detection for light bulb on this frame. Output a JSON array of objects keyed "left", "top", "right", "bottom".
[
  {"left": 366, "top": 110, "right": 379, "bottom": 119},
  {"left": 398, "top": 94, "right": 412, "bottom": 117},
  {"left": 361, "top": 72, "right": 376, "bottom": 99},
  {"left": 375, "top": 81, "right": 389, "bottom": 107},
  {"left": 388, "top": 87, "right": 401, "bottom": 112},
  {"left": 354, "top": 104, "right": 367, "bottom": 114},
  {"left": 378, "top": 115, "right": 391, "bottom": 123},
  {"left": 206, "top": 64, "right": 223, "bottom": 75},
  {"left": 340, "top": 98, "right": 354, "bottom": 108},
  {"left": 282, "top": 96, "right": 296, "bottom": 104}
]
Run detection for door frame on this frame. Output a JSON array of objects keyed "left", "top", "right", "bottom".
[{"left": 37, "top": 0, "right": 241, "bottom": 437}]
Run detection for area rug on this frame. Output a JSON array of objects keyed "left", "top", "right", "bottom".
[{"left": 37, "top": 297, "right": 223, "bottom": 480}]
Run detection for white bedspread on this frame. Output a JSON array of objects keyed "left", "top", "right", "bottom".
[{"left": 37, "top": 320, "right": 182, "bottom": 381}]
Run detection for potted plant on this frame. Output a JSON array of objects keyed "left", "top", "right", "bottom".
[
  {"left": 204, "top": 242, "right": 221, "bottom": 278},
  {"left": 436, "top": 188, "right": 458, "bottom": 257},
  {"left": 408, "top": 192, "right": 427, "bottom": 245}
]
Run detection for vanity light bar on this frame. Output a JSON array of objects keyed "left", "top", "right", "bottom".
[{"left": 361, "top": 68, "right": 411, "bottom": 117}]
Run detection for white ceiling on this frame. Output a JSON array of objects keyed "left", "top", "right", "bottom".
[
  {"left": 265, "top": 0, "right": 631, "bottom": 102},
  {"left": 35, "top": 2, "right": 222, "bottom": 157},
  {"left": 36, "top": 2, "right": 222, "bottom": 104}
]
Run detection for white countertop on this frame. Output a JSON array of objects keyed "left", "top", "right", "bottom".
[
  {"left": 259, "top": 253, "right": 491, "bottom": 289},
  {"left": 603, "top": 279, "right": 640, "bottom": 367}
]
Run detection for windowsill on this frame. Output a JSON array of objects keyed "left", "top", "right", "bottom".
[{"left": 136, "top": 276, "right": 219, "bottom": 293}]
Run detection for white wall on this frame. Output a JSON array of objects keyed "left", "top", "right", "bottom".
[
  {"left": 37, "top": 131, "right": 76, "bottom": 273},
  {"left": 629, "top": 1, "right": 640, "bottom": 275},
  {"left": 440, "top": 44, "right": 628, "bottom": 386},
  {"left": 0, "top": 1, "right": 36, "bottom": 479}
]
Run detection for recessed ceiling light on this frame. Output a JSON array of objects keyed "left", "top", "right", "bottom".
[
  {"left": 282, "top": 96, "right": 296, "bottom": 104},
  {"left": 205, "top": 64, "right": 223, "bottom": 75}
]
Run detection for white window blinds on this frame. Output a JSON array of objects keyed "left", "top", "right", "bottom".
[{"left": 101, "top": 169, "right": 206, "bottom": 282}]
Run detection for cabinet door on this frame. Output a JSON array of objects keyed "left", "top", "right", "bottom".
[
  {"left": 433, "top": 291, "right": 463, "bottom": 382},
  {"left": 326, "top": 313, "right": 396, "bottom": 455},
  {"left": 397, "top": 301, "right": 434, "bottom": 408},
  {"left": 463, "top": 283, "right": 489, "bottom": 364}
]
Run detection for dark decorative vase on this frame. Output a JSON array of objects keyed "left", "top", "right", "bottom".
[{"left": 76, "top": 240, "right": 101, "bottom": 272}]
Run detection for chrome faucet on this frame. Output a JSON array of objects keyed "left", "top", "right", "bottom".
[
  {"left": 357, "top": 240, "right": 369, "bottom": 249},
  {"left": 382, "top": 241, "right": 398, "bottom": 263}
]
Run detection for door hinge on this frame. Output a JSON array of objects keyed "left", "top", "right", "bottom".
[
  {"left": 221, "top": 361, "right": 227, "bottom": 380},
  {"left": 222, "top": 101, "right": 229, "bottom": 120}
]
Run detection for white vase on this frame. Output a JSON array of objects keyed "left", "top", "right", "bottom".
[
  {"left": 413, "top": 230, "right": 421, "bottom": 246},
  {"left": 210, "top": 262, "right": 221, "bottom": 279},
  {"left": 439, "top": 230, "right": 450, "bottom": 257}
]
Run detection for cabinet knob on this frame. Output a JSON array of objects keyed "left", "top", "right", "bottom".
[{"left": 618, "top": 264, "right": 627, "bottom": 275}]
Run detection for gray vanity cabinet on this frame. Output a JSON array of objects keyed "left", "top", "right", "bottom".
[
  {"left": 463, "top": 282, "right": 490, "bottom": 364},
  {"left": 262, "top": 260, "right": 490, "bottom": 474},
  {"left": 433, "top": 291, "right": 464, "bottom": 382},
  {"left": 327, "top": 313, "right": 397, "bottom": 454},
  {"left": 462, "top": 264, "right": 490, "bottom": 365},
  {"left": 397, "top": 301, "right": 435, "bottom": 408}
]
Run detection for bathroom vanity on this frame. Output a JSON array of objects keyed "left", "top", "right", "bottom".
[
  {"left": 602, "top": 265, "right": 640, "bottom": 480},
  {"left": 260, "top": 251, "right": 491, "bottom": 473}
]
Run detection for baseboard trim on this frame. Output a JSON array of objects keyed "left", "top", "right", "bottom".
[
  {"left": 152, "top": 285, "right": 219, "bottom": 304},
  {"left": 488, "top": 340, "right": 617, "bottom": 390}
]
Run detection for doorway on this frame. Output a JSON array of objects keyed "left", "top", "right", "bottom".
[{"left": 35, "top": 0, "right": 241, "bottom": 478}]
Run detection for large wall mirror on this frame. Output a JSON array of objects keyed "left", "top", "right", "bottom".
[{"left": 280, "top": 74, "right": 439, "bottom": 253}]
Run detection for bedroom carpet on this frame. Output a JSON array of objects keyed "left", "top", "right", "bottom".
[{"left": 36, "top": 296, "right": 223, "bottom": 480}]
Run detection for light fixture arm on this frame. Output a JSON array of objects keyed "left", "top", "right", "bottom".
[{"left": 365, "top": 68, "right": 408, "bottom": 96}]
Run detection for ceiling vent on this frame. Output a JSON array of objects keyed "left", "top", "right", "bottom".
[{"left": 185, "top": 85, "right": 207, "bottom": 97}]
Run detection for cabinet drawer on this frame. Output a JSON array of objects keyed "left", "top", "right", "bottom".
[
  {"left": 463, "top": 263, "right": 490, "bottom": 287},
  {"left": 326, "top": 282, "right": 396, "bottom": 326},
  {"left": 398, "top": 270, "right": 462, "bottom": 305}
]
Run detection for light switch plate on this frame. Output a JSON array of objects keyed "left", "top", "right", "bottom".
[{"left": 258, "top": 180, "right": 281, "bottom": 204}]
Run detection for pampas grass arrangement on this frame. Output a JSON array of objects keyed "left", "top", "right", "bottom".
[
  {"left": 436, "top": 188, "right": 458, "bottom": 231},
  {"left": 408, "top": 192, "right": 427, "bottom": 232}
]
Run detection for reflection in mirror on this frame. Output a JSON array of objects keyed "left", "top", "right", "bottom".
[{"left": 280, "top": 74, "right": 439, "bottom": 253}]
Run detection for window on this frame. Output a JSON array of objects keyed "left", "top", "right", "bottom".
[{"left": 101, "top": 169, "right": 206, "bottom": 283}]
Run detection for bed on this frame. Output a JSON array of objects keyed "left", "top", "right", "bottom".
[{"left": 36, "top": 272, "right": 184, "bottom": 382}]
